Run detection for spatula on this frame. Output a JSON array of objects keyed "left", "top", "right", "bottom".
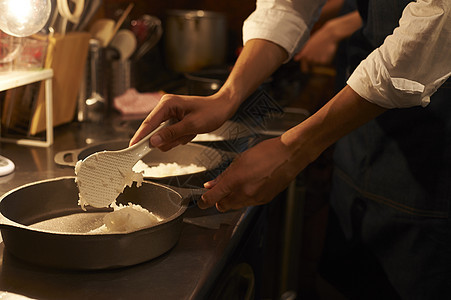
[{"left": 75, "top": 122, "right": 167, "bottom": 209}]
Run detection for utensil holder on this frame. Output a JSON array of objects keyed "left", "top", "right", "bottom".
[
  {"left": 77, "top": 39, "right": 107, "bottom": 122},
  {"left": 108, "top": 58, "right": 135, "bottom": 100}
]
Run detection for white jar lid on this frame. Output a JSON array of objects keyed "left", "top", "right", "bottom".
[{"left": 0, "top": 155, "right": 15, "bottom": 176}]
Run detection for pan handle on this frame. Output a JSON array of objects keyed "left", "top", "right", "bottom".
[
  {"left": 54, "top": 149, "right": 81, "bottom": 167},
  {"left": 174, "top": 187, "right": 208, "bottom": 206}
]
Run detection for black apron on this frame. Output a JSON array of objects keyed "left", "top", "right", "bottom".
[{"left": 321, "top": 0, "right": 451, "bottom": 298}]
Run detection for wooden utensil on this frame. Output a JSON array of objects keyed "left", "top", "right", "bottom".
[
  {"left": 29, "top": 32, "right": 90, "bottom": 135},
  {"left": 105, "top": 3, "right": 134, "bottom": 46}
]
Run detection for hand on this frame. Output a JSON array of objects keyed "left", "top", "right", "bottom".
[
  {"left": 294, "top": 10, "right": 362, "bottom": 73},
  {"left": 199, "top": 136, "right": 306, "bottom": 212},
  {"left": 294, "top": 25, "right": 339, "bottom": 73},
  {"left": 129, "top": 93, "right": 236, "bottom": 151},
  {"left": 198, "top": 84, "right": 386, "bottom": 213},
  {"left": 129, "top": 38, "right": 288, "bottom": 151}
]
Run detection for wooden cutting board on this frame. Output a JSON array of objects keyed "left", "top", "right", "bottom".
[{"left": 29, "top": 32, "right": 90, "bottom": 135}]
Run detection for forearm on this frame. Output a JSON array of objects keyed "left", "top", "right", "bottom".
[
  {"left": 314, "top": 0, "right": 345, "bottom": 27},
  {"left": 216, "top": 39, "right": 288, "bottom": 117},
  {"left": 200, "top": 85, "right": 386, "bottom": 212},
  {"left": 322, "top": 10, "right": 362, "bottom": 43},
  {"left": 281, "top": 85, "right": 386, "bottom": 163}
]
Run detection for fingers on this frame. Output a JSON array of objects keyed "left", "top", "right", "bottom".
[
  {"left": 198, "top": 176, "right": 232, "bottom": 209},
  {"left": 149, "top": 120, "right": 195, "bottom": 148},
  {"left": 130, "top": 93, "right": 229, "bottom": 150},
  {"left": 203, "top": 178, "right": 218, "bottom": 189},
  {"left": 300, "top": 59, "right": 311, "bottom": 73},
  {"left": 211, "top": 191, "right": 255, "bottom": 212},
  {"left": 129, "top": 97, "right": 172, "bottom": 146},
  {"left": 129, "top": 117, "right": 158, "bottom": 146},
  {"left": 293, "top": 51, "right": 302, "bottom": 62},
  {"left": 215, "top": 194, "right": 237, "bottom": 212},
  {"left": 199, "top": 174, "right": 254, "bottom": 212},
  {"left": 294, "top": 50, "right": 312, "bottom": 73},
  {"left": 130, "top": 94, "right": 197, "bottom": 148},
  {"left": 155, "top": 134, "right": 196, "bottom": 152}
]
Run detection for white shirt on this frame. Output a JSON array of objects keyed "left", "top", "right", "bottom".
[{"left": 243, "top": 0, "right": 451, "bottom": 109}]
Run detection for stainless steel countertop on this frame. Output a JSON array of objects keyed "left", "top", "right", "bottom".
[{"left": 0, "top": 117, "right": 259, "bottom": 300}]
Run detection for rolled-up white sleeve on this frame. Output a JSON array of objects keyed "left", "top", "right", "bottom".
[
  {"left": 347, "top": 0, "right": 451, "bottom": 108},
  {"left": 242, "top": 0, "right": 325, "bottom": 62}
]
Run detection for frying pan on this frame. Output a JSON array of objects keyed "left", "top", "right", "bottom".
[
  {"left": 0, "top": 176, "right": 200, "bottom": 270},
  {"left": 55, "top": 142, "right": 234, "bottom": 188},
  {"left": 191, "top": 120, "right": 257, "bottom": 152}
]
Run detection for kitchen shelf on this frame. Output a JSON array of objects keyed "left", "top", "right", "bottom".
[{"left": 0, "top": 69, "right": 53, "bottom": 147}]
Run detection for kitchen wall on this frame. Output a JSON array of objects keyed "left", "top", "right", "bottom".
[{"left": 99, "top": 0, "right": 256, "bottom": 63}]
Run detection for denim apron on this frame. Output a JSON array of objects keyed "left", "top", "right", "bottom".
[{"left": 320, "top": 0, "right": 451, "bottom": 299}]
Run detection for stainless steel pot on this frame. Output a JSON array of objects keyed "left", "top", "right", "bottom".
[
  {"left": 185, "top": 68, "right": 229, "bottom": 96},
  {"left": 164, "top": 10, "right": 227, "bottom": 73},
  {"left": 184, "top": 68, "right": 274, "bottom": 99},
  {"left": 0, "top": 177, "right": 200, "bottom": 270}
]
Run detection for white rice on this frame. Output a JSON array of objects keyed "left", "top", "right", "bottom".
[
  {"left": 89, "top": 202, "right": 163, "bottom": 234},
  {"left": 132, "top": 161, "right": 206, "bottom": 178}
]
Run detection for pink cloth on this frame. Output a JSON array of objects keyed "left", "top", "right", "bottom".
[{"left": 113, "top": 88, "right": 163, "bottom": 115}]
